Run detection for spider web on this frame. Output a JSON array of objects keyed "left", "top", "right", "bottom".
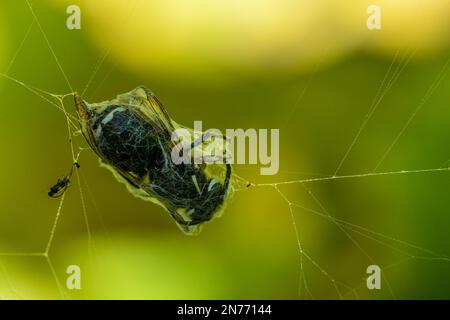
[{"left": 0, "top": 0, "right": 449, "bottom": 299}]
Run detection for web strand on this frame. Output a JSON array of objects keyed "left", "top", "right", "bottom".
[
  {"left": 25, "top": 0, "right": 73, "bottom": 93},
  {"left": 256, "top": 167, "right": 449, "bottom": 187},
  {"left": 333, "top": 48, "right": 415, "bottom": 175},
  {"left": 373, "top": 58, "right": 450, "bottom": 171}
]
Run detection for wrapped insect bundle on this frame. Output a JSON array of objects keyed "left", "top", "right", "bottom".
[{"left": 74, "top": 86, "right": 232, "bottom": 235}]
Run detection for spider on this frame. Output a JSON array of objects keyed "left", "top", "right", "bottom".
[
  {"left": 48, "top": 162, "right": 80, "bottom": 198},
  {"left": 74, "top": 86, "right": 232, "bottom": 234}
]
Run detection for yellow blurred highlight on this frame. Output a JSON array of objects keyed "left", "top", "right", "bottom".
[{"left": 51, "top": 0, "right": 450, "bottom": 84}]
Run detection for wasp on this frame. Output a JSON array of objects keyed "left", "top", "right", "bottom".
[{"left": 74, "top": 86, "right": 232, "bottom": 234}]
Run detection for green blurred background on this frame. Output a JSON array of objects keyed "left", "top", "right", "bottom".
[{"left": 0, "top": 0, "right": 449, "bottom": 299}]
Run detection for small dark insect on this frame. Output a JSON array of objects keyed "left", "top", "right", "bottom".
[
  {"left": 74, "top": 86, "right": 232, "bottom": 234},
  {"left": 48, "top": 162, "right": 80, "bottom": 198},
  {"left": 48, "top": 176, "right": 70, "bottom": 198}
]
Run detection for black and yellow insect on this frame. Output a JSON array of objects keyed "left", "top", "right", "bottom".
[{"left": 74, "top": 86, "right": 232, "bottom": 234}]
